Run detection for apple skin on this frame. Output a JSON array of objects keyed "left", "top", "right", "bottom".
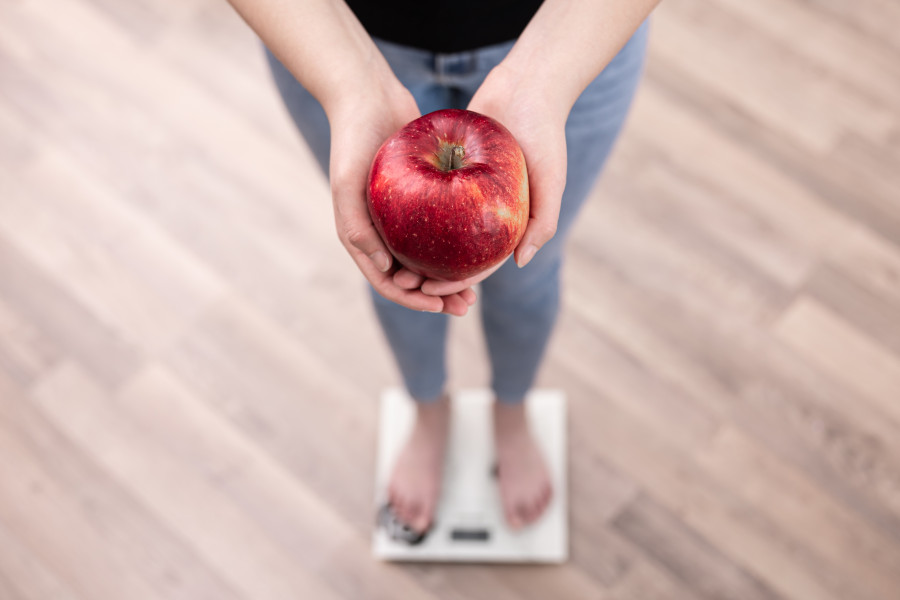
[{"left": 366, "top": 108, "right": 529, "bottom": 282}]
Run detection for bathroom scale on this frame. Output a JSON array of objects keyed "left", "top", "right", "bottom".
[{"left": 372, "top": 388, "right": 568, "bottom": 563}]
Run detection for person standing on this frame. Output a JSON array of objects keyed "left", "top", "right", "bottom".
[{"left": 227, "top": 0, "right": 660, "bottom": 535}]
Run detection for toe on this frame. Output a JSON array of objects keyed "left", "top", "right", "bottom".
[
  {"left": 506, "top": 504, "right": 523, "bottom": 529},
  {"left": 532, "top": 495, "right": 546, "bottom": 520},
  {"left": 393, "top": 496, "right": 408, "bottom": 522},
  {"left": 412, "top": 512, "right": 430, "bottom": 533},
  {"left": 388, "top": 484, "right": 398, "bottom": 508},
  {"left": 406, "top": 499, "right": 422, "bottom": 527},
  {"left": 409, "top": 501, "right": 432, "bottom": 533},
  {"left": 537, "top": 486, "right": 549, "bottom": 509},
  {"left": 419, "top": 500, "right": 435, "bottom": 530},
  {"left": 516, "top": 502, "right": 531, "bottom": 526}
]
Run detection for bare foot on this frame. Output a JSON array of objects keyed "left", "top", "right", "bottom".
[
  {"left": 493, "top": 400, "right": 553, "bottom": 530},
  {"left": 387, "top": 392, "right": 451, "bottom": 533}
]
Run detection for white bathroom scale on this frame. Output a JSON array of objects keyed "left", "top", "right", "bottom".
[{"left": 372, "top": 388, "right": 568, "bottom": 563}]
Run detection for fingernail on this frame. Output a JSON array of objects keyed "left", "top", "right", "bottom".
[
  {"left": 517, "top": 244, "right": 537, "bottom": 268},
  {"left": 371, "top": 250, "right": 391, "bottom": 272}
]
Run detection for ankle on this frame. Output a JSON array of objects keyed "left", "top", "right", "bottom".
[
  {"left": 493, "top": 403, "right": 530, "bottom": 435},
  {"left": 413, "top": 391, "right": 450, "bottom": 427},
  {"left": 493, "top": 399, "right": 526, "bottom": 418},
  {"left": 413, "top": 391, "right": 449, "bottom": 412}
]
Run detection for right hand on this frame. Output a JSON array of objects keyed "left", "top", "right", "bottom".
[{"left": 326, "top": 79, "right": 476, "bottom": 316}]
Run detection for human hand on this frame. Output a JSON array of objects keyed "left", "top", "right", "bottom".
[
  {"left": 327, "top": 78, "right": 477, "bottom": 316},
  {"left": 411, "top": 64, "right": 568, "bottom": 298}
]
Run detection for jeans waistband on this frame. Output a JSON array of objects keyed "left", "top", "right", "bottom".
[
  {"left": 373, "top": 35, "right": 518, "bottom": 81},
  {"left": 432, "top": 52, "right": 478, "bottom": 77}
]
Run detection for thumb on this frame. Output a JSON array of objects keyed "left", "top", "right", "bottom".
[
  {"left": 344, "top": 220, "right": 393, "bottom": 273},
  {"left": 515, "top": 163, "right": 565, "bottom": 269},
  {"left": 335, "top": 202, "right": 394, "bottom": 273}
]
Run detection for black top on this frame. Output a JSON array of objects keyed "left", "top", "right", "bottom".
[{"left": 345, "top": 0, "right": 544, "bottom": 54}]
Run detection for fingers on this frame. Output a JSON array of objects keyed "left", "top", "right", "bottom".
[
  {"left": 394, "top": 267, "right": 476, "bottom": 314},
  {"left": 349, "top": 246, "right": 442, "bottom": 312},
  {"left": 393, "top": 268, "right": 425, "bottom": 290},
  {"left": 349, "top": 245, "right": 478, "bottom": 315},
  {"left": 330, "top": 155, "right": 396, "bottom": 273},
  {"left": 420, "top": 277, "right": 473, "bottom": 297},
  {"left": 336, "top": 199, "right": 443, "bottom": 312},
  {"left": 440, "top": 293, "right": 471, "bottom": 316},
  {"left": 458, "top": 287, "right": 477, "bottom": 306},
  {"left": 420, "top": 258, "right": 506, "bottom": 296},
  {"left": 337, "top": 212, "right": 393, "bottom": 273},
  {"left": 441, "top": 288, "right": 476, "bottom": 316}
]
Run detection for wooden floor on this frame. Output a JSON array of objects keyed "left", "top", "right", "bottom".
[{"left": 1, "top": 0, "right": 899, "bottom": 598}]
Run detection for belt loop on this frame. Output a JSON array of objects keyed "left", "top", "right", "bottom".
[{"left": 434, "top": 51, "right": 477, "bottom": 82}]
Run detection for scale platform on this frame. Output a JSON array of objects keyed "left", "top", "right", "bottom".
[{"left": 372, "top": 388, "right": 567, "bottom": 563}]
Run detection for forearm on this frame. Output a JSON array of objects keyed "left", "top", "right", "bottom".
[
  {"left": 498, "top": 0, "right": 660, "bottom": 113},
  {"left": 226, "top": 0, "right": 396, "bottom": 118}
]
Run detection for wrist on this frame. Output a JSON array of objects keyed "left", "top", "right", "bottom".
[
  {"left": 322, "top": 58, "right": 408, "bottom": 123},
  {"left": 504, "top": 55, "right": 581, "bottom": 116},
  {"left": 472, "top": 61, "right": 570, "bottom": 127}
]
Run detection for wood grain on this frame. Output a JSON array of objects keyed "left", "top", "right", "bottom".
[{"left": 1, "top": 0, "right": 899, "bottom": 597}]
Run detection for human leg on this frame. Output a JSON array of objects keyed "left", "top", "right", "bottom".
[
  {"left": 437, "top": 21, "right": 650, "bottom": 529},
  {"left": 479, "top": 20, "right": 650, "bottom": 405},
  {"left": 265, "top": 42, "right": 454, "bottom": 404},
  {"left": 264, "top": 41, "right": 456, "bottom": 533}
]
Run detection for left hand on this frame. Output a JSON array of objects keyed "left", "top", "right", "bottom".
[{"left": 399, "top": 63, "right": 569, "bottom": 297}]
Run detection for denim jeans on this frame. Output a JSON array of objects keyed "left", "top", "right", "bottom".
[{"left": 264, "top": 21, "right": 649, "bottom": 404}]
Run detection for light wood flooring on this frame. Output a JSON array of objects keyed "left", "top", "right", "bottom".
[{"left": 1, "top": 0, "right": 899, "bottom": 598}]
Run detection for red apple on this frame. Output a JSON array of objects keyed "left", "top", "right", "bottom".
[{"left": 366, "top": 108, "right": 529, "bottom": 281}]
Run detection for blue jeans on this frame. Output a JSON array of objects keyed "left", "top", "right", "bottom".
[{"left": 265, "top": 21, "right": 649, "bottom": 404}]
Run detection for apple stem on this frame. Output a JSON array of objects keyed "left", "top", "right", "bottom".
[
  {"left": 437, "top": 143, "right": 466, "bottom": 171},
  {"left": 450, "top": 145, "right": 465, "bottom": 170}
]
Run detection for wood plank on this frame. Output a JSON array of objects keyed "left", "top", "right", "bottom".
[
  {"left": 568, "top": 245, "right": 900, "bottom": 535},
  {"left": 0, "top": 371, "right": 241, "bottom": 600},
  {"left": 579, "top": 159, "right": 798, "bottom": 325},
  {"left": 558, "top": 372, "right": 846, "bottom": 600},
  {"left": 0, "top": 294, "right": 61, "bottom": 387},
  {"left": 151, "top": 0, "right": 302, "bottom": 150},
  {"left": 161, "top": 294, "right": 380, "bottom": 525},
  {"left": 0, "top": 150, "right": 227, "bottom": 356},
  {"left": 0, "top": 518, "right": 85, "bottom": 600},
  {"left": 804, "top": 262, "right": 900, "bottom": 358},
  {"left": 606, "top": 560, "right": 697, "bottom": 600},
  {"left": 775, "top": 296, "right": 900, "bottom": 423},
  {"left": 115, "top": 363, "right": 444, "bottom": 599},
  {"left": 822, "top": 222, "right": 900, "bottom": 309},
  {"left": 0, "top": 0, "right": 336, "bottom": 249},
  {"left": 79, "top": 0, "right": 202, "bottom": 44},
  {"left": 601, "top": 143, "right": 812, "bottom": 288},
  {"left": 28, "top": 360, "right": 351, "bottom": 600},
  {"left": 711, "top": 0, "right": 900, "bottom": 110},
  {"left": 611, "top": 492, "right": 782, "bottom": 600},
  {"left": 652, "top": 0, "right": 896, "bottom": 152},
  {"left": 626, "top": 79, "right": 859, "bottom": 262},
  {"left": 698, "top": 425, "right": 900, "bottom": 599},
  {"left": 796, "top": 0, "right": 900, "bottom": 55},
  {"left": 0, "top": 233, "right": 140, "bottom": 387},
  {"left": 642, "top": 59, "right": 900, "bottom": 248}
]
